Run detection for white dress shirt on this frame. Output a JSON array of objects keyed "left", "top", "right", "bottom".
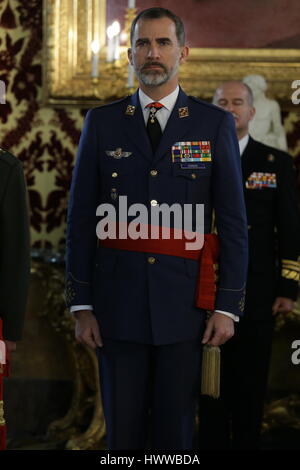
[
  {"left": 71, "top": 86, "right": 239, "bottom": 322},
  {"left": 239, "top": 134, "right": 249, "bottom": 156},
  {"left": 139, "top": 85, "right": 179, "bottom": 130}
]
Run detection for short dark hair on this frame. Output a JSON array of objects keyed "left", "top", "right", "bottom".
[{"left": 130, "top": 7, "right": 185, "bottom": 46}]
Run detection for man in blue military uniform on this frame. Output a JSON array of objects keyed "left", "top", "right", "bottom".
[
  {"left": 65, "top": 8, "right": 248, "bottom": 450},
  {"left": 198, "top": 81, "right": 300, "bottom": 450}
]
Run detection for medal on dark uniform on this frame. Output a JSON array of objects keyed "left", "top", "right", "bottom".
[
  {"left": 146, "top": 102, "right": 164, "bottom": 123},
  {"left": 149, "top": 107, "right": 157, "bottom": 124},
  {"left": 110, "top": 188, "right": 118, "bottom": 200}
]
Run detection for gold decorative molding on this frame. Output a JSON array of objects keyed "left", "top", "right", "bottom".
[
  {"left": 34, "top": 260, "right": 106, "bottom": 450},
  {"left": 180, "top": 48, "right": 300, "bottom": 107},
  {"left": 43, "top": 1, "right": 300, "bottom": 107},
  {"left": 0, "top": 400, "right": 5, "bottom": 426},
  {"left": 263, "top": 394, "right": 300, "bottom": 434},
  {"left": 275, "top": 295, "right": 300, "bottom": 331},
  {"left": 43, "top": 0, "right": 112, "bottom": 106}
]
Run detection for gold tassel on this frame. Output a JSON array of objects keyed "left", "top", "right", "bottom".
[{"left": 201, "top": 345, "right": 221, "bottom": 399}]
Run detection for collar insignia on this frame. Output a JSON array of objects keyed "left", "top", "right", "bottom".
[
  {"left": 178, "top": 107, "right": 189, "bottom": 118},
  {"left": 125, "top": 105, "right": 136, "bottom": 116}
]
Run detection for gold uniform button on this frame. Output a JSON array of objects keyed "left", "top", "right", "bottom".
[
  {"left": 112, "top": 172, "right": 118, "bottom": 178},
  {"left": 248, "top": 225, "right": 252, "bottom": 230},
  {"left": 148, "top": 256, "right": 156, "bottom": 264},
  {"left": 191, "top": 173, "right": 197, "bottom": 180},
  {"left": 150, "top": 169, "right": 158, "bottom": 177},
  {"left": 151, "top": 199, "right": 158, "bottom": 206}
]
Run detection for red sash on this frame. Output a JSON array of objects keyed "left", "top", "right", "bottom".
[{"left": 100, "top": 227, "right": 219, "bottom": 311}]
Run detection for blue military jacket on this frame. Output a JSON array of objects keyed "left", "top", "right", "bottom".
[{"left": 66, "top": 88, "right": 248, "bottom": 345}]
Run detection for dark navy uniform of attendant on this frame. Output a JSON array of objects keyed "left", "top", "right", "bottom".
[
  {"left": 66, "top": 86, "right": 248, "bottom": 450},
  {"left": 0, "top": 147, "right": 30, "bottom": 450},
  {"left": 0, "top": 148, "right": 30, "bottom": 341},
  {"left": 237, "top": 139, "right": 300, "bottom": 447},
  {"left": 198, "top": 80, "right": 300, "bottom": 450},
  {"left": 199, "top": 136, "right": 300, "bottom": 450}
]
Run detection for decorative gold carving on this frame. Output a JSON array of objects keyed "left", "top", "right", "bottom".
[
  {"left": 44, "top": 0, "right": 110, "bottom": 105},
  {"left": 0, "top": 400, "right": 5, "bottom": 426},
  {"left": 180, "top": 48, "right": 300, "bottom": 106},
  {"left": 43, "top": 2, "right": 300, "bottom": 106},
  {"left": 35, "top": 261, "right": 106, "bottom": 450},
  {"left": 65, "top": 347, "right": 106, "bottom": 450},
  {"left": 275, "top": 295, "right": 300, "bottom": 331},
  {"left": 262, "top": 394, "right": 300, "bottom": 433},
  {"left": 124, "top": 7, "right": 137, "bottom": 40}
]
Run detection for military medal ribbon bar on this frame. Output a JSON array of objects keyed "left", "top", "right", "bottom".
[
  {"left": 246, "top": 172, "right": 277, "bottom": 189},
  {"left": 172, "top": 141, "right": 212, "bottom": 165}
]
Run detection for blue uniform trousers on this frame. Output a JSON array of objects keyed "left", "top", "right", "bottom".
[{"left": 97, "top": 335, "right": 203, "bottom": 450}]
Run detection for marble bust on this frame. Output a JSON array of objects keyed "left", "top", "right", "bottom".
[{"left": 243, "top": 74, "right": 287, "bottom": 151}]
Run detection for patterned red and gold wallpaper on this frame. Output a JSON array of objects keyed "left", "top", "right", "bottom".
[
  {"left": 0, "top": 0, "right": 85, "bottom": 250},
  {"left": 0, "top": 0, "right": 300, "bottom": 251}
]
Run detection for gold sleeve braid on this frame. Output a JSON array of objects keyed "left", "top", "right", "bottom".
[{"left": 281, "top": 259, "right": 300, "bottom": 282}]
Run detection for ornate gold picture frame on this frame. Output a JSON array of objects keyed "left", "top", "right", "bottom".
[{"left": 43, "top": 0, "right": 300, "bottom": 108}]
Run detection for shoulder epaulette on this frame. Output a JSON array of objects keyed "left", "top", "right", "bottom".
[
  {"left": 93, "top": 95, "right": 131, "bottom": 111},
  {"left": 281, "top": 259, "right": 300, "bottom": 282},
  {"left": 188, "top": 95, "right": 227, "bottom": 114}
]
